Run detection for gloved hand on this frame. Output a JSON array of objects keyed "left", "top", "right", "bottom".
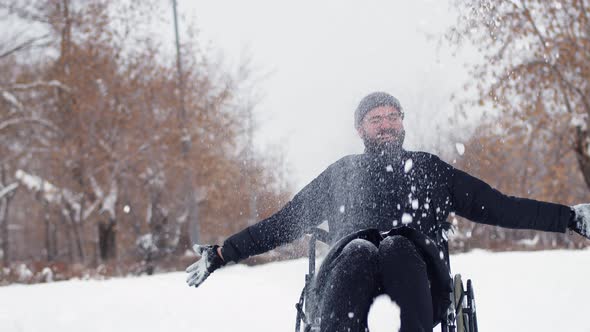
[
  {"left": 186, "top": 244, "right": 226, "bottom": 288},
  {"left": 570, "top": 204, "right": 590, "bottom": 239}
]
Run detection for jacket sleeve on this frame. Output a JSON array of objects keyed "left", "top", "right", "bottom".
[
  {"left": 221, "top": 164, "right": 335, "bottom": 263},
  {"left": 448, "top": 163, "right": 573, "bottom": 233}
]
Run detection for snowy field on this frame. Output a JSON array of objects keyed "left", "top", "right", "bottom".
[{"left": 1, "top": 249, "right": 590, "bottom": 332}]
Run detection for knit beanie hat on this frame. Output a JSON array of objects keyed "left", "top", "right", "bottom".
[{"left": 354, "top": 92, "right": 404, "bottom": 128}]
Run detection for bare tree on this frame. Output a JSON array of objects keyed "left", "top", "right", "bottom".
[
  {"left": 448, "top": 0, "right": 590, "bottom": 188},
  {"left": 0, "top": 0, "right": 293, "bottom": 281}
]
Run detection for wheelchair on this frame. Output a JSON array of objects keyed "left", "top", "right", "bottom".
[{"left": 295, "top": 226, "right": 479, "bottom": 332}]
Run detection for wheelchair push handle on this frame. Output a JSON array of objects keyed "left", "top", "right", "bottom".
[{"left": 306, "top": 227, "right": 330, "bottom": 244}]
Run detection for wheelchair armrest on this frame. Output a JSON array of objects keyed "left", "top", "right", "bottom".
[{"left": 307, "top": 227, "right": 330, "bottom": 244}]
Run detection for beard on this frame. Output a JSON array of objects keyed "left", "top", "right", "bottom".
[{"left": 362, "top": 128, "right": 406, "bottom": 155}]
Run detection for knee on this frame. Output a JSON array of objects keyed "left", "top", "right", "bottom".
[
  {"left": 379, "top": 235, "right": 418, "bottom": 257},
  {"left": 379, "top": 235, "right": 427, "bottom": 276},
  {"left": 315, "top": 239, "right": 380, "bottom": 298},
  {"left": 341, "top": 239, "right": 379, "bottom": 262}
]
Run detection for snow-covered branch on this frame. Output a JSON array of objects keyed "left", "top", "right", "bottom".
[
  {"left": 1, "top": 91, "right": 23, "bottom": 111},
  {"left": 571, "top": 113, "right": 588, "bottom": 131},
  {"left": 60, "top": 190, "right": 83, "bottom": 223},
  {"left": 2, "top": 80, "right": 71, "bottom": 93},
  {"left": 0, "top": 117, "right": 60, "bottom": 134},
  {"left": 0, "top": 182, "right": 18, "bottom": 200},
  {"left": 14, "top": 169, "right": 99, "bottom": 223},
  {"left": 14, "top": 170, "right": 61, "bottom": 203},
  {"left": 97, "top": 139, "right": 113, "bottom": 155},
  {"left": 89, "top": 175, "right": 104, "bottom": 201},
  {"left": 0, "top": 34, "right": 50, "bottom": 59},
  {"left": 100, "top": 179, "right": 118, "bottom": 220},
  {"left": 89, "top": 175, "right": 118, "bottom": 220},
  {"left": 0, "top": 80, "right": 70, "bottom": 114},
  {"left": 82, "top": 199, "right": 101, "bottom": 222}
]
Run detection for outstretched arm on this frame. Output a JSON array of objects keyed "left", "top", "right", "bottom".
[
  {"left": 185, "top": 162, "right": 336, "bottom": 287},
  {"left": 220, "top": 165, "right": 334, "bottom": 263},
  {"left": 448, "top": 166, "right": 573, "bottom": 233}
]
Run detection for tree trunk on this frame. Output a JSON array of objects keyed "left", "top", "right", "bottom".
[
  {"left": 176, "top": 221, "right": 191, "bottom": 253},
  {"left": 574, "top": 128, "right": 590, "bottom": 190},
  {"left": 52, "top": 216, "right": 58, "bottom": 260},
  {"left": 0, "top": 166, "right": 13, "bottom": 264},
  {"left": 0, "top": 197, "right": 8, "bottom": 263},
  {"left": 43, "top": 203, "right": 54, "bottom": 261},
  {"left": 63, "top": 214, "right": 74, "bottom": 263},
  {"left": 98, "top": 219, "right": 116, "bottom": 261},
  {"left": 149, "top": 190, "right": 166, "bottom": 251},
  {"left": 71, "top": 221, "right": 85, "bottom": 263},
  {"left": 64, "top": 208, "right": 85, "bottom": 263}
]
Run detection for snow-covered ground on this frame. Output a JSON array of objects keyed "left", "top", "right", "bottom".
[{"left": 1, "top": 249, "right": 590, "bottom": 332}]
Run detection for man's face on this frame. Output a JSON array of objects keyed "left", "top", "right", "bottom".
[{"left": 356, "top": 106, "right": 405, "bottom": 148}]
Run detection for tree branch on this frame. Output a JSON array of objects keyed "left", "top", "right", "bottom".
[
  {"left": 0, "top": 117, "right": 60, "bottom": 134},
  {"left": 2, "top": 80, "right": 71, "bottom": 93},
  {"left": 520, "top": 2, "right": 590, "bottom": 114},
  {"left": 0, "top": 34, "right": 49, "bottom": 59},
  {"left": 0, "top": 182, "right": 18, "bottom": 200}
]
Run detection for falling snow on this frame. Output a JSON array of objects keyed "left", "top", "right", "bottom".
[
  {"left": 401, "top": 213, "right": 413, "bottom": 224},
  {"left": 455, "top": 143, "right": 465, "bottom": 156},
  {"left": 404, "top": 158, "right": 413, "bottom": 173}
]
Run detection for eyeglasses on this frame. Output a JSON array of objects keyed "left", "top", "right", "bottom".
[{"left": 364, "top": 112, "right": 403, "bottom": 125}]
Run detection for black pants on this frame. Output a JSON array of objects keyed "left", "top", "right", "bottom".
[{"left": 316, "top": 235, "right": 433, "bottom": 332}]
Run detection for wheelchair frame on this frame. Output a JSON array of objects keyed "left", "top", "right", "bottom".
[{"left": 295, "top": 227, "right": 479, "bottom": 332}]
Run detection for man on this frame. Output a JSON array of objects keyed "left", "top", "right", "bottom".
[{"left": 186, "top": 92, "right": 590, "bottom": 332}]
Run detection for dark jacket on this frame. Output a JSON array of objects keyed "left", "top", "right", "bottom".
[{"left": 221, "top": 149, "right": 573, "bottom": 263}]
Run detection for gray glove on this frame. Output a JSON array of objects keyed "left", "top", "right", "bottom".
[
  {"left": 570, "top": 204, "right": 590, "bottom": 239},
  {"left": 186, "top": 244, "right": 226, "bottom": 288}
]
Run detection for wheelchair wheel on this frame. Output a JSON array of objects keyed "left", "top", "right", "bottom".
[
  {"left": 466, "top": 280, "right": 478, "bottom": 332},
  {"left": 453, "top": 274, "right": 466, "bottom": 332}
]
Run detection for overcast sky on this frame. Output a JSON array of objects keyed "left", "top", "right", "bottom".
[{"left": 181, "top": 0, "right": 477, "bottom": 190}]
